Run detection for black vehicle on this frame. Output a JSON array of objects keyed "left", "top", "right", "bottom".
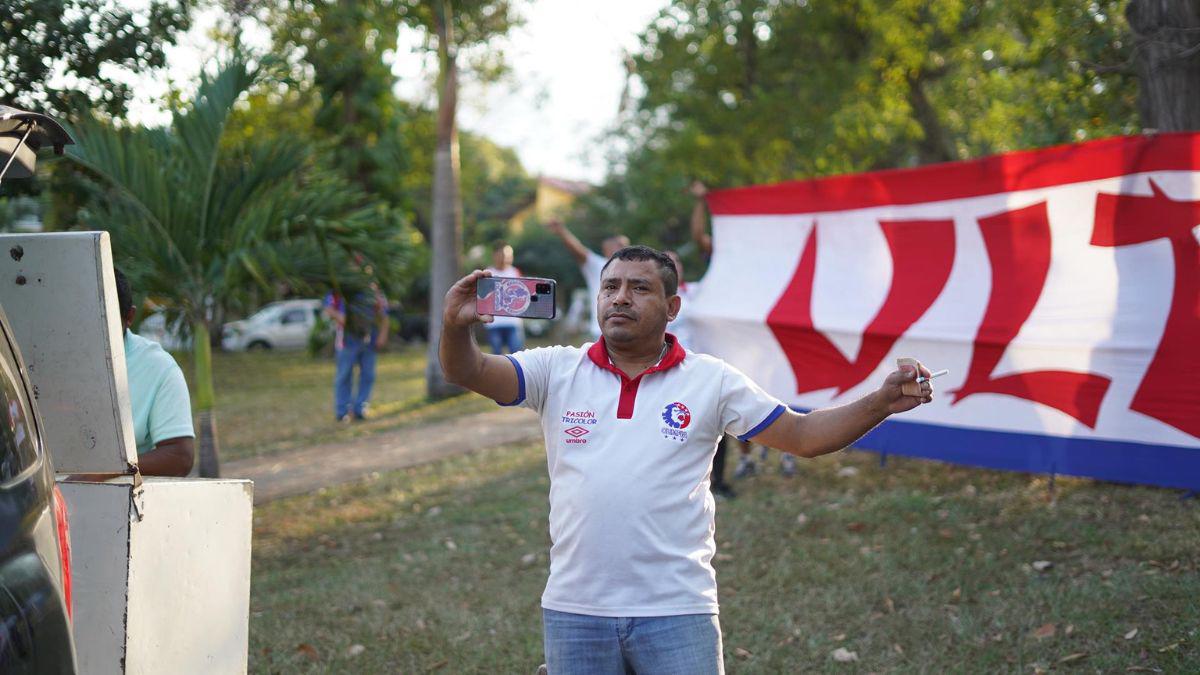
[
  {"left": 0, "top": 305, "right": 75, "bottom": 673},
  {"left": 0, "top": 105, "right": 78, "bottom": 672}
]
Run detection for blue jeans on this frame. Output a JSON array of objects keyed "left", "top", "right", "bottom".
[
  {"left": 334, "top": 335, "right": 377, "bottom": 418},
  {"left": 542, "top": 608, "right": 723, "bottom": 675},
  {"left": 485, "top": 325, "right": 523, "bottom": 354}
]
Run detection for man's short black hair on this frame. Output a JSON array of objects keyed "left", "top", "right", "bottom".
[
  {"left": 601, "top": 245, "right": 679, "bottom": 297},
  {"left": 113, "top": 267, "right": 133, "bottom": 319},
  {"left": 492, "top": 239, "right": 510, "bottom": 252}
]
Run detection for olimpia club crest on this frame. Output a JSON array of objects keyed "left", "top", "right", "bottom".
[
  {"left": 494, "top": 279, "right": 531, "bottom": 314},
  {"left": 662, "top": 402, "right": 691, "bottom": 429},
  {"left": 661, "top": 402, "right": 691, "bottom": 442}
]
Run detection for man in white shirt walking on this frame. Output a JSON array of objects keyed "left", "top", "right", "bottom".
[{"left": 439, "top": 245, "right": 934, "bottom": 674}]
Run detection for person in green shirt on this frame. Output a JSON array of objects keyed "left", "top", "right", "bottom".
[{"left": 115, "top": 269, "right": 195, "bottom": 476}]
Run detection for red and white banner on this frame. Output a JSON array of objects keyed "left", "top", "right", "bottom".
[{"left": 692, "top": 133, "right": 1200, "bottom": 489}]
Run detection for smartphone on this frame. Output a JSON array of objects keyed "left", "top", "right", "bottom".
[{"left": 476, "top": 276, "right": 557, "bottom": 320}]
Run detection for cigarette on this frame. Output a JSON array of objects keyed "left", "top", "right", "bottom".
[{"left": 915, "top": 369, "right": 949, "bottom": 384}]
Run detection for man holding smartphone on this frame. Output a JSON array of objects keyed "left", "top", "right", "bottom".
[{"left": 440, "top": 245, "right": 934, "bottom": 674}]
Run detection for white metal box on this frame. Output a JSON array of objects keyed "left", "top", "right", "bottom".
[
  {"left": 0, "top": 232, "right": 255, "bottom": 673},
  {"left": 60, "top": 478, "right": 253, "bottom": 674},
  {"left": 0, "top": 231, "right": 136, "bottom": 474}
]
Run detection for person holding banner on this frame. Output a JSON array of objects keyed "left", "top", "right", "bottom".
[
  {"left": 690, "top": 180, "right": 798, "bottom": 482},
  {"left": 440, "top": 245, "right": 934, "bottom": 673},
  {"left": 665, "top": 248, "right": 737, "bottom": 500}
]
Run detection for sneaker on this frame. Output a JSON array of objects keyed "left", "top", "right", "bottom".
[
  {"left": 336, "top": 414, "right": 352, "bottom": 424},
  {"left": 734, "top": 457, "right": 757, "bottom": 479},
  {"left": 780, "top": 454, "right": 797, "bottom": 478}
]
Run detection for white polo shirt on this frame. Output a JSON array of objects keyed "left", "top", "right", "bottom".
[{"left": 501, "top": 334, "right": 786, "bottom": 617}]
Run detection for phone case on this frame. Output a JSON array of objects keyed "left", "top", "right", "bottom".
[{"left": 476, "top": 276, "right": 557, "bottom": 320}]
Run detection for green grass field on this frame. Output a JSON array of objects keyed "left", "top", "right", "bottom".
[
  {"left": 182, "top": 345, "right": 494, "bottom": 462},
  {"left": 249, "top": 441, "right": 1199, "bottom": 673}
]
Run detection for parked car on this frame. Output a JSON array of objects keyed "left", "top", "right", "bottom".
[
  {"left": 0, "top": 306, "right": 76, "bottom": 673},
  {"left": 136, "top": 311, "right": 191, "bottom": 352},
  {"left": 221, "top": 299, "right": 323, "bottom": 351}
]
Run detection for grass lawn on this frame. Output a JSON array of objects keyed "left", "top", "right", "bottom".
[
  {"left": 179, "top": 344, "right": 494, "bottom": 462},
  {"left": 249, "top": 443, "right": 1199, "bottom": 673}
]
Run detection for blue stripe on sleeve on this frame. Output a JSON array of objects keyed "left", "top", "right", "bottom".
[
  {"left": 497, "top": 355, "right": 526, "bottom": 407},
  {"left": 738, "top": 404, "right": 787, "bottom": 441}
]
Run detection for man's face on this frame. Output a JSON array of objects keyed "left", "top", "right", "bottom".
[
  {"left": 597, "top": 259, "right": 680, "bottom": 345},
  {"left": 601, "top": 235, "right": 631, "bottom": 258},
  {"left": 492, "top": 245, "right": 513, "bottom": 269}
]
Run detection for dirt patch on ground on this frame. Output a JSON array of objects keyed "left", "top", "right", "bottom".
[{"left": 224, "top": 407, "right": 541, "bottom": 503}]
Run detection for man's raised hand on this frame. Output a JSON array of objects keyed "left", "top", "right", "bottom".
[
  {"left": 876, "top": 362, "right": 933, "bottom": 414},
  {"left": 443, "top": 270, "right": 493, "bottom": 328}
]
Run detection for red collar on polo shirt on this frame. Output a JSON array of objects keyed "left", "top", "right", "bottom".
[{"left": 586, "top": 333, "right": 686, "bottom": 419}]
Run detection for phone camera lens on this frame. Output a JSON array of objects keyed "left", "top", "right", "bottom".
[{"left": 536, "top": 283, "right": 551, "bottom": 294}]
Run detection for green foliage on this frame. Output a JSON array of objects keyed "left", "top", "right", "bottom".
[
  {"left": 510, "top": 222, "right": 586, "bottom": 300},
  {"left": 269, "top": 0, "right": 412, "bottom": 209},
  {"left": 253, "top": 0, "right": 534, "bottom": 310},
  {"left": 585, "top": 0, "right": 1139, "bottom": 257},
  {"left": 64, "top": 52, "right": 412, "bottom": 348},
  {"left": 0, "top": 0, "right": 194, "bottom": 120},
  {"left": 402, "top": 119, "right": 537, "bottom": 245},
  {"left": 307, "top": 312, "right": 334, "bottom": 358},
  {"left": 401, "top": 0, "right": 523, "bottom": 54}
]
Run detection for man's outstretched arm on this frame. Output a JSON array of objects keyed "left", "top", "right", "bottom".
[
  {"left": 753, "top": 364, "right": 933, "bottom": 458},
  {"left": 439, "top": 270, "right": 521, "bottom": 403},
  {"left": 545, "top": 219, "right": 591, "bottom": 265}
]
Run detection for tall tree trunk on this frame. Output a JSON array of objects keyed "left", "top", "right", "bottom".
[
  {"left": 191, "top": 320, "right": 221, "bottom": 477},
  {"left": 908, "top": 75, "right": 956, "bottom": 164},
  {"left": 1127, "top": 0, "right": 1200, "bottom": 131},
  {"left": 426, "top": 0, "right": 465, "bottom": 399}
]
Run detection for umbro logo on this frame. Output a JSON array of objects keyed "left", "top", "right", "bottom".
[{"left": 562, "top": 409, "right": 597, "bottom": 445}]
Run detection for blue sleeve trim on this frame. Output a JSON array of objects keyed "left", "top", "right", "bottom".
[
  {"left": 738, "top": 404, "right": 787, "bottom": 441},
  {"left": 497, "top": 355, "right": 527, "bottom": 407}
]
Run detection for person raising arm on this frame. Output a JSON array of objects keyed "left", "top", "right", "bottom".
[{"left": 690, "top": 180, "right": 713, "bottom": 257}]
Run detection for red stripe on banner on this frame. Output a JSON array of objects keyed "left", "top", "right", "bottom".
[
  {"left": 950, "top": 202, "right": 1112, "bottom": 427},
  {"left": 707, "top": 132, "right": 1200, "bottom": 216},
  {"left": 1091, "top": 180, "right": 1200, "bottom": 439},
  {"left": 768, "top": 218, "right": 956, "bottom": 395}
]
